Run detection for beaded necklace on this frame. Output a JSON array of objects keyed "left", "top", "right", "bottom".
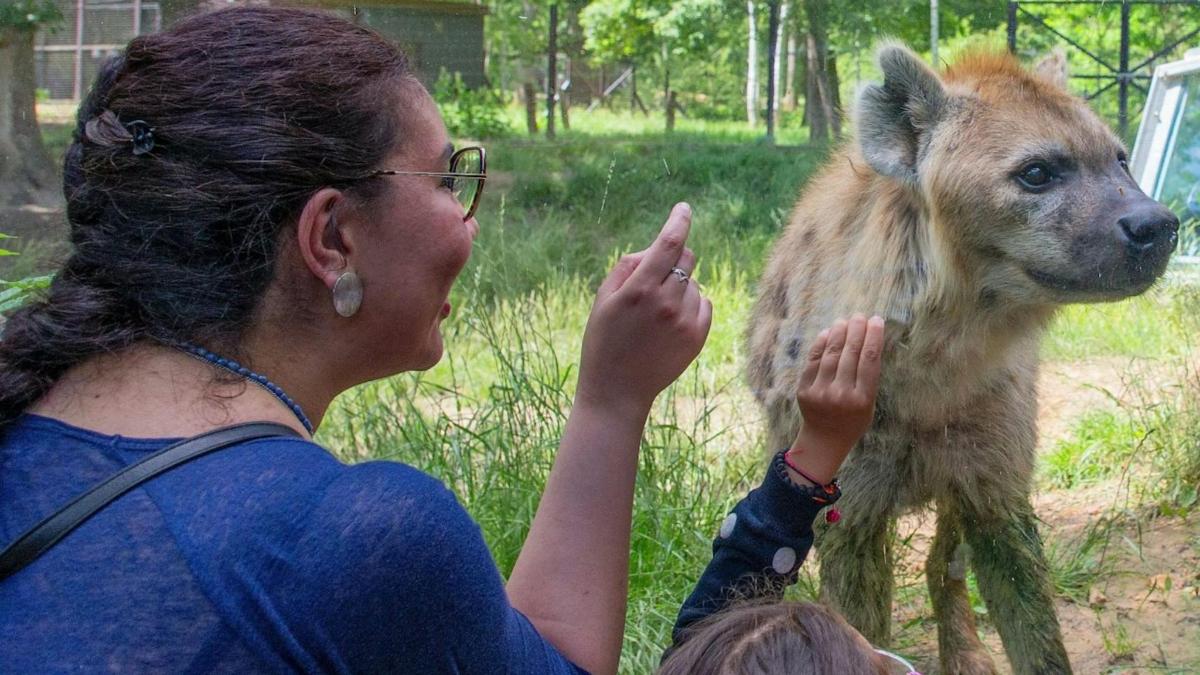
[{"left": 177, "top": 343, "right": 314, "bottom": 434}]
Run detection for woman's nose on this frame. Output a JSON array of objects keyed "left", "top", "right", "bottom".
[{"left": 465, "top": 216, "right": 480, "bottom": 240}]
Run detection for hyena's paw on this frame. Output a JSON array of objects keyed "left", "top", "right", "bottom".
[{"left": 940, "top": 649, "right": 999, "bottom": 675}]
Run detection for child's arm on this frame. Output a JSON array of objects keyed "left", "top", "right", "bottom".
[{"left": 668, "top": 315, "right": 885, "bottom": 650}]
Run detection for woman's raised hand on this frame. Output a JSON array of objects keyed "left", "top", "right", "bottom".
[{"left": 576, "top": 203, "right": 713, "bottom": 416}]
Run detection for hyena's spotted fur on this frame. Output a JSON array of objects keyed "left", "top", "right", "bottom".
[{"left": 748, "top": 44, "right": 1177, "bottom": 675}]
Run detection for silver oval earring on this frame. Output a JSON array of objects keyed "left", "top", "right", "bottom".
[{"left": 332, "top": 271, "right": 363, "bottom": 318}]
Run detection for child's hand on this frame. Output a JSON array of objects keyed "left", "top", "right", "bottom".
[
  {"left": 785, "top": 314, "right": 885, "bottom": 486},
  {"left": 575, "top": 203, "right": 713, "bottom": 417}
]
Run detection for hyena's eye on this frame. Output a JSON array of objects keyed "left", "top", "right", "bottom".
[{"left": 1016, "top": 162, "right": 1055, "bottom": 191}]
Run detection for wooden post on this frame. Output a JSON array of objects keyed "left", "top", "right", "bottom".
[
  {"left": 523, "top": 82, "right": 539, "bottom": 135},
  {"left": 666, "top": 91, "right": 676, "bottom": 132}
]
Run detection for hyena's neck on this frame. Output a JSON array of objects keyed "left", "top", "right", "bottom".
[{"left": 858, "top": 173, "right": 1057, "bottom": 408}]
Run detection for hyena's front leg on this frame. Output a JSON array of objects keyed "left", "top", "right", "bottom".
[
  {"left": 962, "top": 499, "right": 1071, "bottom": 675},
  {"left": 927, "top": 499, "right": 998, "bottom": 675},
  {"left": 815, "top": 444, "right": 899, "bottom": 646}
]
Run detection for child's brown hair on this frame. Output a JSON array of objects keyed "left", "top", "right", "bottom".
[{"left": 659, "top": 600, "right": 891, "bottom": 675}]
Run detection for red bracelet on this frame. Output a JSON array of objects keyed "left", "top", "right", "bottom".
[
  {"left": 783, "top": 449, "right": 842, "bottom": 524},
  {"left": 783, "top": 449, "right": 830, "bottom": 488}
]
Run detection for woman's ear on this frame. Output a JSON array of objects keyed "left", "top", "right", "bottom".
[{"left": 296, "top": 187, "right": 353, "bottom": 289}]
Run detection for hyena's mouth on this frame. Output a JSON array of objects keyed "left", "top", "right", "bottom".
[
  {"left": 1022, "top": 267, "right": 1089, "bottom": 292},
  {"left": 1023, "top": 265, "right": 1156, "bottom": 297}
]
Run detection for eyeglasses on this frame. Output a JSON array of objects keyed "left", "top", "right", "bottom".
[{"left": 365, "top": 146, "right": 487, "bottom": 222}]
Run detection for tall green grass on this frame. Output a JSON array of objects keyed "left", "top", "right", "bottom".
[
  {"left": 319, "top": 268, "right": 767, "bottom": 673},
  {"left": 468, "top": 132, "right": 824, "bottom": 301}
]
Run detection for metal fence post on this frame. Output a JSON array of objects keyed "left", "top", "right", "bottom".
[{"left": 1118, "top": 0, "right": 1131, "bottom": 138}]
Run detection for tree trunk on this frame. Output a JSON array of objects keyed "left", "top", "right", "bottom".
[
  {"left": 631, "top": 63, "right": 637, "bottom": 112},
  {"left": 773, "top": 2, "right": 788, "bottom": 114},
  {"left": 629, "top": 64, "right": 648, "bottom": 115},
  {"left": 784, "top": 19, "right": 797, "bottom": 110},
  {"left": 799, "top": 44, "right": 808, "bottom": 127},
  {"left": 745, "top": 0, "right": 758, "bottom": 127},
  {"left": 662, "top": 42, "right": 672, "bottom": 132},
  {"left": 827, "top": 45, "right": 841, "bottom": 138},
  {"left": 765, "top": 0, "right": 780, "bottom": 143},
  {"left": 0, "top": 27, "right": 59, "bottom": 208},
  {"left": 546, "top": 3, "right": 558, "bottom": 140},
  {"left": 801, "top": 0, "right": 839, "bottom": 143}
]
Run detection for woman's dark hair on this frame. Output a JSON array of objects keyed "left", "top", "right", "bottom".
[
  {"left": 658, "top": 601, "right": 890, "bottom": 675},
  {"left": 0, "top": 7, "right": 417, "bottom": 431}
]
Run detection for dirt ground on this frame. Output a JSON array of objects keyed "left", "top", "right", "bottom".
[{"left": 888, "top": 358, "right": 1200, "bottom": 674}]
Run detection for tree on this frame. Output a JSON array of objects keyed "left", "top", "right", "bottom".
[
  {"left": 801, "top": 0, "right": 838, "bottom": 142},
  {"left": 581, "top": 0, "right": 728, "bottom": 125},
  {"left": 764, "top": 0, "right": 780, "bottom": 142},
  {"left": 0, "top": 1, "right": 61, "bottom": 207},
  {"left": 486, "top": 1, "right": 586, "bottom": 135},
  {"left": 744, "top": 0, "right": 758, "bottom": 126}
]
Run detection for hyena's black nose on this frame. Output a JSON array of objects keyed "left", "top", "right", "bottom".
[{"left": 1118, "top": 204, "right": 1179, "bottom": 253}]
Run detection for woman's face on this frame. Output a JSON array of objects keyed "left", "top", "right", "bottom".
[{"left": 351, "top": 89, "right": 479, "bottom": 376}]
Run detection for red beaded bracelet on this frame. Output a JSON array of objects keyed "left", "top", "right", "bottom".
[{"left": 783, "top": 450, "right": 842, "bottom": 524}]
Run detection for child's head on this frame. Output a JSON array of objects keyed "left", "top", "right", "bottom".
[{"left": 659, "top": 601, "right": 918, "bottom": 675}]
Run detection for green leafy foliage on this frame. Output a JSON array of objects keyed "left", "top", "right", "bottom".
[
  {"left": 0, "top": 234, "right": 51, "bottom": 314},
  {"left": 432, "top": 71, "right": 513, "bottom": 140},
  {"left": 0, "top": 0, "right": 62, "bottom": 32},
  {"left": 0, "top": 274, "right": 52, "bottom": 314}
]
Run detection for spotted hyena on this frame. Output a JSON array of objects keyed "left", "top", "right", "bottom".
[{"left": 747, "top": 44, "right": 1178, "bottom": 674}]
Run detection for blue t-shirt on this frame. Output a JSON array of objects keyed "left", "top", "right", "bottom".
[{"left": 0, "top": 415, "right": 586, "bottom": 674}]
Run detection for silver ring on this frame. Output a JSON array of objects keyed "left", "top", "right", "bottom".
[{"left": 670, "top": 267, "right": 689, "bottom": 284}]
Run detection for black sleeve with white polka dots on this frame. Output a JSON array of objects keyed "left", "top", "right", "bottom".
[{"left": 668, "top": 449, "right": 833, "bottom": 651}]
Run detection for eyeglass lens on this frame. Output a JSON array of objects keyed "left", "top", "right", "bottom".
[{"left": 451, "top": 148, "right": 483, "bottom": 216}]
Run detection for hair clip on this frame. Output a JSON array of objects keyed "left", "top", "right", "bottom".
[{"left": 125, "top": 120, "right": 155, "bottom": 155}]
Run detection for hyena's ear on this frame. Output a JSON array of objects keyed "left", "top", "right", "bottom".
[
  {"left": 1033, "top": 48, "right": 1069, "bottom": 90},
  {"left": 857, "top": 42, "right": 947, "bottom": 183}
]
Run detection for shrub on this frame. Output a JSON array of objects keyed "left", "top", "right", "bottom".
[{"left": 432, "top": 70, "right": 512, "bottom": 140}]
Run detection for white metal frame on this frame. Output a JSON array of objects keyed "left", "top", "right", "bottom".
[{"left": 1131, "top": 47, "right": 1200, "bottom": 264}]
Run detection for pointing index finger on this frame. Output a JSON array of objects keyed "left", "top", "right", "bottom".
[{"left": 632, "top": 203, "right": 692, "bottom": 285}]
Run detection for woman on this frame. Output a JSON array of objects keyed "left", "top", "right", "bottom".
[{"left": 0, "top": 8, "right": 710, "bottom": 674}]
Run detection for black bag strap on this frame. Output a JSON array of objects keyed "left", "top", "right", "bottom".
[{"left": 0, "top": 421, "right": 301, "bottom": 582}]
